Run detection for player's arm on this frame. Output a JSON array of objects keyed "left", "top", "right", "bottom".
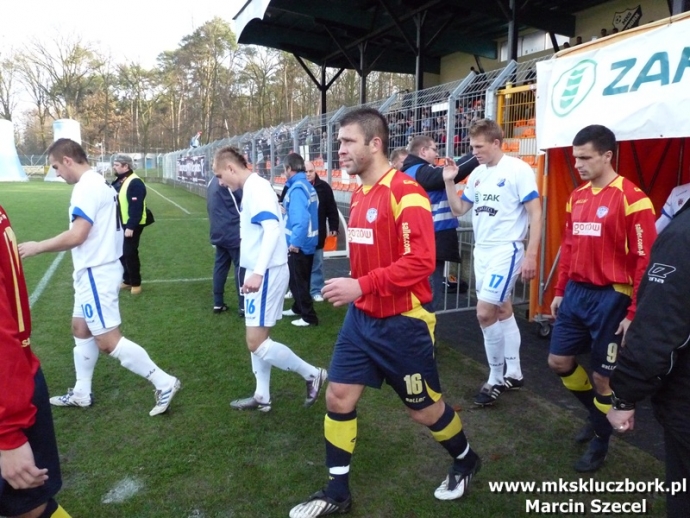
[
  {"left": 623, "top": 195, "right": 657, "bottom": 321},
  {"left": 358, "top": 187, "right": 436, "bottom": 298},
  {"left": 415, "top": 154, "right": 479, "bottom": 191},
  {"left": 18, "top": 217, "right": 92, "bottom": 258},
  {"left": 324, "top": 186, "right": 340, "bottom": 234},
  {"left": 442, "top": 160, "right": 472, "bottom": 216},
  {"left": 521, "top": 197, "right": 542, "bottom": 281}
]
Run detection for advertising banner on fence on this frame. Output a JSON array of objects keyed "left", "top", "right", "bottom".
[
  {"left": 176, "top": 155, "right": 207, "bottom": 184},
  {"left": 537, "top": 14, "right": 690, "bottom": 150}
]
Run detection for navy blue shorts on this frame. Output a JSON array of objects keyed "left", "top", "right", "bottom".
[
  {"left": 550, "top": 281, "right": 630, "bottom": 377},
  {"left": 0, "top": 368, "right": 63, "bottom": 516},
  {"left": 329, "top": 303, "right": 442, "bottom": 410}
]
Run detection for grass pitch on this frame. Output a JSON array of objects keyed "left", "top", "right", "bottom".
[{"left": 2, "top": 181, "right": 666, "bottom": 517}]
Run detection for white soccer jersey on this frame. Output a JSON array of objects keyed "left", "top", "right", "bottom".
[
  {"left": 461, "top": 155, "right": 539, "bottom": 247},
  {"left": 656, "top": 183, "right": 690, "bottom": 233},
  {"left": 239, "top": 173, "right": 288, "bottom": 271},
  {"left": 69, "top": 170, "right": 123, "bottom": 274}
]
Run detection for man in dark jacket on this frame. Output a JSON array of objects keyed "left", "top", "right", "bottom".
[
  {"left": 207, "top": 176, "right": 245, "bottom": 316},
  {"left": 305, "top": 160, "right": 339, "bottom": 301},
  {"left": 401, "top": 136, "right": 478, "bottom": 309},
  {"left": 608, "top": 201, "right": 690, "bottom": 517},
  {"left": 112, "top": 154, "right": 149, "bottom": 295}
]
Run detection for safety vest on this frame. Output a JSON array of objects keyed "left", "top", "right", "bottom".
[
  {"left": 118, "top": 173, "right": 147, "bottom": 226},
  {"left": 403, "top": 164, "right": 458, "bottom": 232}
]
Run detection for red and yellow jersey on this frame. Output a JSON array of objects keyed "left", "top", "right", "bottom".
[
  {"left": 555, "top": 176, "right": 656, "bottom": 319},
  {"left": 349, "top": 169, "right": 436, "bottom": 318},
  {"left": 0, "top": 205, "right": 39, "bottom": 450}
]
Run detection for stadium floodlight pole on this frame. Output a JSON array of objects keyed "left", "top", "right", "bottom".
[
  {"left": 446, "top": 71, "right": 477, "bottom": 159},
  {"left": 327, "top": 106, "right": 347, "bottom": 184},
  {"left": 485, "top": 59, "right": 517, "bottom": 122},
  {"left": 293, "top": 116, "right": 309, "bottom": 158}
]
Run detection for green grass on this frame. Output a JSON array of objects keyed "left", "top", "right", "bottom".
[{"left": 1, "top": 182, "right": 666, "bottom": 517}]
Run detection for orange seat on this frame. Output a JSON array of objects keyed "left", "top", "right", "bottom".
[{"left": 348, "top": 182, "right": 358, "bottom": 192}]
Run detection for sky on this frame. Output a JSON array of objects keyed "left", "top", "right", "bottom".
[{"left": 2, "top": 0, "right": 246, "bottom": 68}]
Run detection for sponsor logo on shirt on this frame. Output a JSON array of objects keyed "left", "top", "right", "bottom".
[
  {"left": 572, "top": 222, "right": 601, "bottom": 236},
  {"left": 482, "top": 194, "right": 500, "bottom": 202},
  {"left": 475, "top": 206, "right": 498, "bottom": 217},
  {"left": 596, "top": 206, "right": 608, "bottom": 218},
  {"left": 366, "top": 208, "right": 378, "bottom": 223},
  {"left": 348, "top": 227, "right": 374, "bottom": 245},
  {"left": 497, "top": 178, "right": 506, "bottom": 187},
  {"left": 575, "top": 199, "right": 587, "bottom": 204},
  {"left": 635, "top": 223, "right": 645, "bottom": 256},
  {"left": 648, "top": 263, "right": 676, "bottom": 284},
  {"left": 678, "top": 198, "right": 685, "bottom": 207},
  {"left": 402, "top": 222, "right": 411, "bottom": 254}
]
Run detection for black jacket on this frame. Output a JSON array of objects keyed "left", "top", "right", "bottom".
[
  {"left": 207, "top": 176, "right": 242, "bottom": 249},
  {"left": 610, "top": 203, "right": 690, "bottom": 440},
  {"left": 400, "top": 153, "right": 478, "bottom": 262},
  {"left": 312, "top": 176, "right": 339, "bottom": 249},
  {"left": 112, "top": 170, "right": 146, "bottom": 230}
]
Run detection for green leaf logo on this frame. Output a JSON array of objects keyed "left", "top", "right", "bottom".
[{"left": 551, "top": 59, "right": 597, "bottom": 117}]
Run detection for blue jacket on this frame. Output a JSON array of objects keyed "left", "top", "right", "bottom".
[
  {"left": 207, "top": 176, "right": 242, "bottom": 249},
  {"left": 284, "top": 172, "right": 319, "bottom": 255}
]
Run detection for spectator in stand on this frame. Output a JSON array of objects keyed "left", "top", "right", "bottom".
[
  {"left": 304, "top": 161, "right": 339, "bottom": 302},
  {"left": 600, "top": 28, "right": 608, "bottom": 38},
  {"left": 190, "top": 131, "right": 202, "bottom": 149},
  {"left": 576, "top": 36, "right": 583, "bottom": 45},
  {"left": 390, "top": 147, "right": 409, "bottom": 171}
]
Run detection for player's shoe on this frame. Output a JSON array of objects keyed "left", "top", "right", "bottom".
[
  {"left": 289, "top": 490, "right": 352, "bottom": 517},
  {"left": 283, "top": 309, "right": 298, "bottom": 316},
  {"left": 434, "top": 451, "right": 482, "bottom": 500},
  {"left": 120, "top": 283, "right": 132, "bottom": 290},
  {"left": 305, "top": 368, "right": 328, "bottom": 407},
  {"left": 574, "top": 439, "right": 608, "bottom": 472},
  {"left": 230, "top": 396, "right": 272, "bottom": 412},
  {"left": 312, "top": 294, "right": 324, "bottom": 302},
  {"left": 473, "top": 382, "right": 506, "bottom": 406},
  {"left": 292, "top": 318, "right": 316, "bottom": 327},
  {"left": 504, "top": 377, "right": 524, "bottom": 390},
  {"left": 213, "top": 304, "right": 228, "bottom": 314},
  {"left": 575, "top": 420, "right": 595, "bottom": 443},
  {"left": 149, "top": 377, "right": 181, "bottom": 416},
  {"left": 131, "top": 286, "right": 142, "bottom": 295},
  {"left": 50, "top": 389, "right": 93, "bottom": 408},
  {"left": 284, "top": 290, "right": 293, "bottom": 299}
]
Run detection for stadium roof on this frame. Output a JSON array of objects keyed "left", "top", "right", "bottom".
[{"left": 233, "top": 0, "right": 616, "bottom": 75}]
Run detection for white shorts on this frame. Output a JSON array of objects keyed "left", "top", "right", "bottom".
[
  {"left": 72, "top": 261, "right": 123, "bottom": 336},
  {"left": 244, "top": 264, "right": 289, "bottom": 328},
  {"left": 474, "top": 243, "right": 524, "bottom": 305}
]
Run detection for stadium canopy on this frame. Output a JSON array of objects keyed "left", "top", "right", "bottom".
[{"left": 233, "top": 0, "right": 615, "bottom": 111}]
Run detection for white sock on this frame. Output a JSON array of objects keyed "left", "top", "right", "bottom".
[
  {"left": 481, "top": 320, "right": 505, "bottom": 386},
  {"left": 501, "top": 314, "right": 522, "bottom": 380},
  {"left": 73, "top": 336, "right": 99, "bottom": 396},
  {"left": 254, "top": 338, "right": 319, "bottom": 380},
  {"left": 109, "top": 337, "right": 173, "bottom": 390},
  {"left": 250, "top": 351, "right": 272, "bottom": 403}
]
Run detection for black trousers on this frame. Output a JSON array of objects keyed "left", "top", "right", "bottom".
[
  {"left": 665, "top": 428, "right": 690, "bottom": 517},
  {"left": 121, "top": 226, "right": 144, "bottom": 286},
  {"left": 213, "top": 245, "right": 245, "bottom": 309},
  {"left": 288, "top": 250, "right": 318, "bottom": 325}
]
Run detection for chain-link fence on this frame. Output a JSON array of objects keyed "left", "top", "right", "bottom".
[{"left": 160, "top": 58, "right": 544, "bottom": 312}]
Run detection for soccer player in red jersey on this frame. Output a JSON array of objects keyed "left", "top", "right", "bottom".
[
  {"left": 548, "top": 125, "right": 656, "bottom": 473},
  {"left": 289, "top": 109, "right": 481, "bottom": 518},
  {"left": 0, "top": 205, "right": 72, "bottom": 518}
]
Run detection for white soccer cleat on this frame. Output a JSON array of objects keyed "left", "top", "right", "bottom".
[
  {"left": 305, "top": 368, "right": 328, "bottom": 407},
  {"left": 150, "top": 377, "right": 181, "bottom": 416},
  {"left": 289, "top": 490, "right": 352, "bottom": 517},
  {"left": 50, "top": 388, "right": 93, "bottom": 408},
  {"left": 434, "top": 454, "right": 481, "bottom": 501},
  {"left": 312, "top": 294, "right": 324, "bottom": 302},
  {"left": 284, "top": 290, "right": 293, "bottom": 299},
  {"left": 282, "top": 309, "right": 298, "bottom": 316}
]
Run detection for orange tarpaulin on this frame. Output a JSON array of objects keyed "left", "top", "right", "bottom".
[{"left": 529, "top": 138, "right": 690, "bottom": 322}]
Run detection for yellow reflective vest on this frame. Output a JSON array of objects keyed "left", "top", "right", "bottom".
[{"left": 118, "top": 173, "right": 147, "bottom": 226}]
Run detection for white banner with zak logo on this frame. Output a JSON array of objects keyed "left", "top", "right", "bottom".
[{"left": 537, "top": 16, "right": 690, "bottom": 150}]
